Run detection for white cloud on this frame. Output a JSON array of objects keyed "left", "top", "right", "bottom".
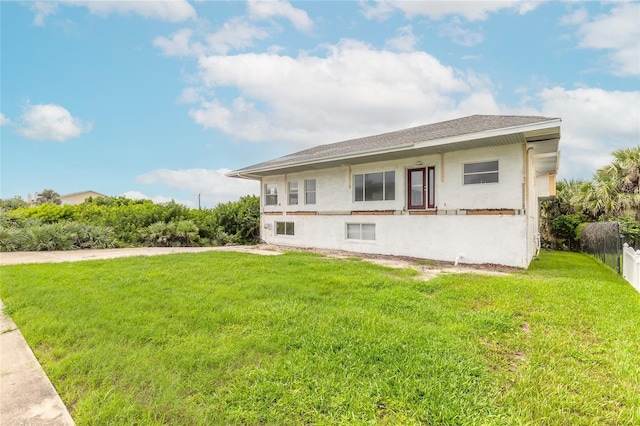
[
  {"left": 537, "top": 87, "right": 640, "bottom": 179},
  {"left": 559, "top": 7, "right": 588, "bottom": 26},
  {"left": 0, "top": 113, "right": 10, "bottom": 126},
  {"left": 31, "top": 0, "right": 196, "bottom": 25},
  {"left": 385, "top": 25, "right": 419, "bottom": 52},
  {"left": 178, "top": 87, "right": 206, "bottom": 104},
  {"left": 153, "top": 28, "right": 205, "bottom": 57},
  {"left": 30, "top": 1, "right": 58, "bottom": 26},
  {"left": 135, "top": 168, "right": 259, "bottom": 207},
  {"left": 438, "top": 18, "right": 484, "bottom": 46},
  {"left": 247, "top": 0, "right": 313, "bottom": 32},
  {"left": 206, "top": 18, "right": 271, "bottom": 54},
  {"left": 121, "top": 190, "right": 194, "bottom": 207},
  {"left": 563, "top": 3, "right": 640, "bottom": 76},
  {"left": 16, "top": 104, "right": 92, "bottom": 142},
  {"left": 359, "top": 0, "right": 396, "bottom": 21},
  {"left": 154, "top": 19, "right": 270, "bottom": 57},
  {"left": 360, "top": 0, "right": 540, "bottom": 22},
  {"left": 189, "top": 39, "right": 487, "bottom": 147}
]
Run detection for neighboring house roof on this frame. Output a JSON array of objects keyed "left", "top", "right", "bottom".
[
  {"left": 227, "top": 114, "right": 561, "bottom": 178},
  {"left": 59, "top": 190, "right": 108, "bottom": 205},
  {"left": 61, "top": 190, "right": 107, "bottom": 199}
]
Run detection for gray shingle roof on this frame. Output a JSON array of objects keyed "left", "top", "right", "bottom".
[{"left": 230, "top": 114, "right": 559, "bottom": 175}]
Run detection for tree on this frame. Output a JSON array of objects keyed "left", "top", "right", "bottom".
[
  {"left": 540, "top": 179, "right": 588, "bottom": 248},
  {"left": 36, "top": 189, "right": 61, "bottom": 205},
  {"left": 575, "top": 146, "right": 640, "bottom": 221},
  {"left": 0, "top": 196, "right": 28, "bottom": 210},
  {"left": 541, "top": 146, "right": 640, "bottom": 250},
  {"left": 611, "top": 146, "right": 640, "bottom": 196}
]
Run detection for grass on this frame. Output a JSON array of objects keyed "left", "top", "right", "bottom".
[{"left": 1, "top": 250, "right": 639, "bottom": 425}]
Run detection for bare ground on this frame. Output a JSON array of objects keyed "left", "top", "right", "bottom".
[{"left": 258, "top": 244, "right": 517, "bottom": 280}]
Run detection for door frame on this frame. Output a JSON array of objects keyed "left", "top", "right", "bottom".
[{"left": 407, "top": 167, "right": 426, "bottom": 210}]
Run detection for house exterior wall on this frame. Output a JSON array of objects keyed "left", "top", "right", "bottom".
[
  {"left": 263, "top": 214, "right": 529, "bottom": 267},
  {"left": 260, "top": 144, "right": 535, "bottom": 267},
  {"left": 60, "top": 191, "right": 105, "bottom": 205}
]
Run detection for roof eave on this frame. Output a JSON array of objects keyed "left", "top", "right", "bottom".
[{"left": 228, "top": 118, "right": 562, "bottom": 178}]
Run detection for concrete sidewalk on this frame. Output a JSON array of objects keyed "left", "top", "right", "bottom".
[
  {"left": 1, "top": 300, "right": 75, "bottom": 425},
  {"left": 0, "top": 246, "right": 281, "bottom": 425},
  {"left": 0, "top": 245, "right": 281, "bottom": 266}
]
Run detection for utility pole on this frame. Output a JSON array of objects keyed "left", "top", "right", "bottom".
[{"left": 198, "top": 193, "right": 201, "bottom": 210}]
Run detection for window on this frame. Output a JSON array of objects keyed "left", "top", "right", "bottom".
[
  {"left": 463, "top": 161, "right": 499, "bottom": 185},
  {"left": 427, "top": 166, "right": 435, "bottom": 208},
  {"left": 304, "top": 179, "right": 316, "bottom": 205},
  {"left": 354, "top": 171, "right": 395, "bottom": 201},
  {"left": 346, "top": 223, "right": 375, "bottom": 241},
  {"left": 288, "top": 181, "right": 298, "bottom": 205},
  {"left": 265, "top": 184, "right": 278, "bottom": 205},
  {"left": 275, "top": 221, "right": 294, "bottom": 236}
]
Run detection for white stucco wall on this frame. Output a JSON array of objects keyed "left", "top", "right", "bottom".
[
  {"left": 60, "top": 191, "right": 106, "bottom": 205},
  {"left": 262, "top": 144, "right": 525, "bottom": 213},
  {"left": 262, "top": 214, "right": 529, "bottom": 268},
  {"left": 259, "top": 144, "right": 533, "bottom": 267}
]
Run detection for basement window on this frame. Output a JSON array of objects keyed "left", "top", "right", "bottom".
[
  {"left": 463, "top": 161, "right": 499, "bottom": 185},
  {"left": 346, "top": 223, "right": 375, "bottom": 241},
  {"left": 275, "top": 221, "right": 295, "bottom": 236}
]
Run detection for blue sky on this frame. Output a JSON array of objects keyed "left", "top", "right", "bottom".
[{"left": 1, "top": 0, "right": 638, "bottom": 208}]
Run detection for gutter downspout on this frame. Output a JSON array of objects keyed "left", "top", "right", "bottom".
[{"left": 523, "top": 145, "right": 537, "bottom": 261}]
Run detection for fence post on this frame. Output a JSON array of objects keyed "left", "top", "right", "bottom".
[
  {"left": 622, "top": 243, "right": 640, "bottom": 292},
  {"left": 623, "top": 243, "right": 630, "bottom": 281},
  {"left": 636, "top": 249, "right": 640, "bottom": 292}
]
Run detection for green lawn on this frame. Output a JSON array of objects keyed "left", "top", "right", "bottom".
[{"left": 1, "top": 251, "right": 639, "bottom": 425}]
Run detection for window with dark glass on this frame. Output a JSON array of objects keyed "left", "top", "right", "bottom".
[
  {"left": 354, "top": 171, "right": 395, "bottom": 201},
  {"left": 275, "top": 221, "right": 294, "bottom": 236},
  {"left": 304, "top": 179, "right": 316, "bottom": 204},
  {"left": 265, "top": 184, "right": 278, "bottom": 205},
  {"left": 288, "top": 181, "right": 298, "bottom": 205},
  {"left": 463, "top": 161, "right": 499, "bottom": 184}
]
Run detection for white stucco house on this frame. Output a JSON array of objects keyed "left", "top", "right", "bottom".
[
  {"left": 60, "top": 190, "right": 107, "bottom": 205},
  {"left": 27, "top": 190, "right": 107, "bottom": 206},
  {"left": 227, "top": 115, "right": 560, "bottom": 268}
]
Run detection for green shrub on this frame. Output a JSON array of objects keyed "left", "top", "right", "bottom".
[
  {"left": 614, "top": 216, "right": 640, "bottom": 249},
  {"left": 551, "top": 214, "right": 583, "bottom": 251},
  {"left": 210, "top": 195, "right": 260, "bottom": 244},
  {"left": 64, "top": 222, "right": 116, "bottom": 249},
  {"left": 142, "top": 220, "right": 200, "bottom": 247},
  {"left": 0, "top": 227, "right": 26, "bottom": 252},
  {"left": 0, "top": 195, "right": 258, "bottom": 250},
  {"left": 24, "top": 224, "right": 75, "bottom": 251}
]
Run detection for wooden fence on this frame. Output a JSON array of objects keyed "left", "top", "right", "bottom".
[{"left": 622, "top": 243, "right": 640, "bottom": 293}]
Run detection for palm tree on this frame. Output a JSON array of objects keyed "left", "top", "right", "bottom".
[
  {"left": 36, "top": 189, "right": 62, "bottom": 205},
  {"left": 572, "top": 146, "right": 640, "bottom": 221},
  {"left": 611, "top": 146, "right": 640, "bottom": 195}
]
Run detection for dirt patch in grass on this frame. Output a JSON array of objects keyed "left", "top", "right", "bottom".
[{"left": 260, "top": 244, "right": 516, "bottom": 280}]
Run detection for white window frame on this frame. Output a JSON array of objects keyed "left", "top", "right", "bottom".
[
  {"left": 346, "top": 223, "right": 376, "bottom": 241},
  {"left": 463, "top": 160, "right": 499, "bottom": 185},
  {"left": 288, "top": 181, "right": 298, "bottom": 205},
  {"left": 353, "top": 171, "right": 395, "bottom": 202},
  {"left": 265, "top": 184, "right": 278, "bottom": 206},
  {"left": 275, "top": 221, "right": 295, "bottom": 236},
  {"left": 304, "top": 179, "right": 316, "bottom": 205}
]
